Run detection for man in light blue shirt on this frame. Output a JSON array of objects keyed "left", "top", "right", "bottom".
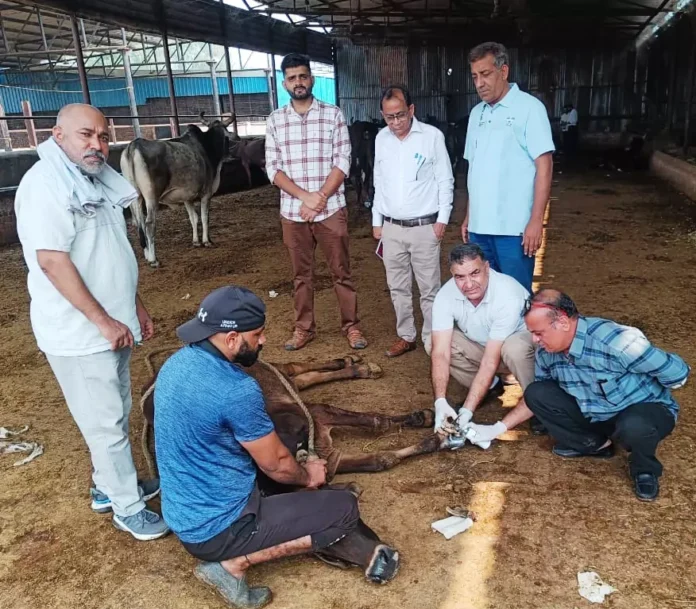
[{"left": 462, "top": 42, "right": 555, "bottom": 292}]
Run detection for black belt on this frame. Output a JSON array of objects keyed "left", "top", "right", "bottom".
[{"left": 384, "top": 213, "right": 438, "bottom": 227}]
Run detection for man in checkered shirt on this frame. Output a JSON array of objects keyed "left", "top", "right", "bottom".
[{"left": 265, "top": 53, "right": 367, "bottom": 351}]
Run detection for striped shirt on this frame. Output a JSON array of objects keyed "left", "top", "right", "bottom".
[
  {"left": 535, "top": 316, "right": 690, "bottom": 422},
  {"left": 265, "top": 97, "right": 351, "bottom": 223}
]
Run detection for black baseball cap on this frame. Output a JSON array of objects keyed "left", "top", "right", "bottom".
[{"left": 176, "top": 286, "right": 266, "bottom": 344}]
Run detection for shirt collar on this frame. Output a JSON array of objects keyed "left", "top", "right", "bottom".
[
  {"left": 568, "top": 316, "right": 588, "bottom": 358},
  {"left": 487, "top": 83, "right": 519, "bottom": 109},
  {"left": 385, "top": 115, "right": 422, "bottom": 140},
  {"left": 286, "top": 96, "right": 319, "bottom": 118},
  {"left": 194, "top": 339, "right": 227, "bottom": 361}
]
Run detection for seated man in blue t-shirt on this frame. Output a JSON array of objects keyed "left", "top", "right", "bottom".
[{"left": 154, "top": 286, "right": 398, "bottom": 609}]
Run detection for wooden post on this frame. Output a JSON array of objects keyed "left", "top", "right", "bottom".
[
  {"left": 22, "top": 100, "right": 37, "bottom": 148},
  {"left": 108, "top": 118, "right": 117, "bottom": 142},
  {"left": 0, "top": 100, "right": 11, "bottom": 151},
  {"left": 0, "top": 103, "right": 11, "bottom": 151}
]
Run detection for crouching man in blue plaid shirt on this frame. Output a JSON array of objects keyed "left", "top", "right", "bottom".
[{"left": 464, "top": 288, "right": 690, "bottom": 501}]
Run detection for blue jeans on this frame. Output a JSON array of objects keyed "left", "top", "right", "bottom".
[{"left": 468, "top": 233, "right": 535, "bottom": 292}]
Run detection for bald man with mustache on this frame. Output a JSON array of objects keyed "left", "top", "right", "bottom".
[{"left": 14, "top": 104, "right": 169, "bottom": 540}]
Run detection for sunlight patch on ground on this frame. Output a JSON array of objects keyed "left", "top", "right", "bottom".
[{"left": 439, "top": 481, "right": 509, "bottom": 609}]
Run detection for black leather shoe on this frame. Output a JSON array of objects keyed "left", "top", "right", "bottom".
[
  {"left": 486, "top": 378, "right": 505, "bottom": 400},
  {"left": 633, "top": 473, "right": 659, "bottom": 501},
  {"left": 529, "top": 416, "right": 548, "bottom": 435},
  {"left": 552, "top": 443, "right": 615, "bottom": 459}
]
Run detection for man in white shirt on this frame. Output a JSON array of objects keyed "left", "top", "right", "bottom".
[
  {"left": 14, "top": 103, "right": 168, "bottom": 541},
  {"left": 372, "top": 85, "right": 454, "bottom": 358},
  {"left": 429, "top": 243, "right": 535, "bottom": 434},
  {"left": 560, "top": 102, "right": 579, "bottom": 157}
]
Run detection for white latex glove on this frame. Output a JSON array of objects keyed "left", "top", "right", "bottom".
[
  {"left": 455, "top": 407, "right": 473, "bottom": 430},
  {"left": 671, "top": 377, "right": 688, "bottom": 390},
  {"left": 464, "top": 421, "right": 507, "bottom": 447},
  {"left": 434, "top": 398, "right": 457, "bottom": 431}
]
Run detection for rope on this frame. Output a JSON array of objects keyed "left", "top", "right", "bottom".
[
  {"left": 258, "top": 358, "right": 316, "bottom": 460},
  {"left": 137, "top": 347, "right": 318, "bottom": 475},
  {"left": 139, "top": 346, "right": 180, "bottom": 478}
]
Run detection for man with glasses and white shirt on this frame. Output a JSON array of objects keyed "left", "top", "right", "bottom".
[{"left": 372, "top": 85, "right": 454, "bottom": 358}]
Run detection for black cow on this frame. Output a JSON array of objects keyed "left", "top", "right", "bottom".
[
  {"left": 120, "top": 113, "right": 234, "bottom": 267},
  {"left": 348, "top": 120, "right": 380, "bottom": 209}
]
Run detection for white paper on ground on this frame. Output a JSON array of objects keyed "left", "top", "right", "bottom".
[
  {"left": 431, "top": 515, "right": 474, "bottom": 540},
  {"left": 577, "top": 571, "right": 617, "bottom": 603}
]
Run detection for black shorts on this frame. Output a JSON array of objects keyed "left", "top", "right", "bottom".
[{"left": 182, "top": 486, "right": 359, "bottom": 563}]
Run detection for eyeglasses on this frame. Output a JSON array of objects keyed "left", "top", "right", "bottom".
[
  {"left": 383, "top": 111, "right": 409, "bottom": 123},
  {"left": 523, "top": 298, "right": 559, "bottom": 315}
]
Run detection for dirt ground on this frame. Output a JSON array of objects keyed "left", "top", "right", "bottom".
[{"left": 1, "top": 158, "right": 696, "bottom": 609}]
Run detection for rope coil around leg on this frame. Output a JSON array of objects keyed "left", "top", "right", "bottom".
[
  {"left": 138, "top": 348, "right": 317, "bottom": 470},
  {"left": 258, "top": 358, "right": 316, "bottom": 460}
]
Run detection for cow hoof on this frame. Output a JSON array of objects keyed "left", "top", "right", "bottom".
[
  {"left": 365, "top": 545, "right": 400, "bottom": 584},
  {"left": 149, "top": 260, "right": 160, "bottom": 269},
  {"left": 203, "top": 241, "right": 215, "bottom": 248},
  {"left": 404, "top": 409, "right": 435, "bottom": 428},
  {"left": 343, "top": 354, "right": 363, "bottom": 367},
  {"left": 192, "top": 242, "right": 202, "bottom": 248},
  {"left": 366, "top": 362, "right": 383, "bottom": 379}
]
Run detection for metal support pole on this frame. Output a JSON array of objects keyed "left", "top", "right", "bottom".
[
  {"left": 219, "top": 0, "right": 238, "bottom": 133},
  {"left": 270, "top": 53, "right": 278, "bottom": 109},
  {"left": 332, "top": 42, "right": 340, "bottom": 106},
  {"left": 683, "top": 14, "right": 696, "bottom": 157},
  {"left": 162, "top": 30, "right": 179, "bottom": 137},
  {"left": 121, "top": 28, "right": 141, "bottom": 138},
  {"left": 70, "top": 15, "right": 91, "bottom": 105},
  {"left": 265, "top": 69, "right": 276, "bottom": 112},
  {"left": 208, "top": 44, "right": 222, "bottom": 119}
]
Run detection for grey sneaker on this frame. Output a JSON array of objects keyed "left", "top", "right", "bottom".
[
  {"left": 194, "top": 562, "right": 272, "bottom": 608},
  {"left": 90, "top": 478, "right": 161, "bottom": 513},
  {"left": 112, "top": 508, "right": 170, "bottom": 541}
]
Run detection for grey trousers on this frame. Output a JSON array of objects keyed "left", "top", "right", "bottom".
[{"left": 47, "top": 348, "right": 145, "bottom": 517}]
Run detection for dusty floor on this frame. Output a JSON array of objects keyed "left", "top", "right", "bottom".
[{"left": 1, "top": 159, "right": 696, "bottom": 609}]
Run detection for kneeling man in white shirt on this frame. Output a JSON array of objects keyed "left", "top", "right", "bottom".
[{"left": 428, "top": 243, "right": 535, "bottom": 435}]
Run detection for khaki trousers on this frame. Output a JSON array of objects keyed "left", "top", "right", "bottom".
[
  {"left": 427, "top": 328, "right": 535, "bottom": 389},
  {"left": 382, "top": 221, "right": 441, "bottom": 343}
]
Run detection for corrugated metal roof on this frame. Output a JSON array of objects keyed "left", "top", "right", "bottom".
[{"left": 19, "top": 0, "right": 334, "bottom": 63}]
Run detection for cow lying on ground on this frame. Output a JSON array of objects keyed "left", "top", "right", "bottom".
[
  {"left": 141, "top": 354, "right": 446, "bottom": 580},
  {"left": 120, "top": 113, "right": 234, "bottom": 267}
]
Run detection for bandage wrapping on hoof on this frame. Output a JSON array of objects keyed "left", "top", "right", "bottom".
[{"left": 365, "top": 544, "right": 400, "bottom": 584}]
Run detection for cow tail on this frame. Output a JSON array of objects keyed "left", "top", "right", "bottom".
[{"left": 122, "top": 142, "right": 148, "bottom": 250}]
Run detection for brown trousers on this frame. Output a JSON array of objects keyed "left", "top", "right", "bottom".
[{"left": 281, "top": 207, "right": 360, "bottom": 334}]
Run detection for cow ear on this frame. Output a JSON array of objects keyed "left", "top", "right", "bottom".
[
  {"left": 199, "top": 111, "right": 210, "bottom": 127},
  {"left": 221, "top": 113, "right": 235, "bottom": 127}
]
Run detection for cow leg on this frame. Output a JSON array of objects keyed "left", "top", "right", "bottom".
[
  {"left": 183, "top": 201, "right": 200, "bottom": 247},
  {"left": 243, "top": 160, "right": 252, "bottom": 189},
  {"left": 334, "top": 433, "right": 444, "bottom": 474},
  {"left": 279, "top": 354, "right": 363, "bottom": 377},
  {"left": 200, "top": 196, "right": 213, "bottom": 247},
  {"left": 293, "top": 363, "right": 382, "bottom": 390},
  {"left": 310, "top": 404, "right": 435, "bottom": 433},
  {"left": 143, "top": 198, "right": 159, "bottom": 267}
]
